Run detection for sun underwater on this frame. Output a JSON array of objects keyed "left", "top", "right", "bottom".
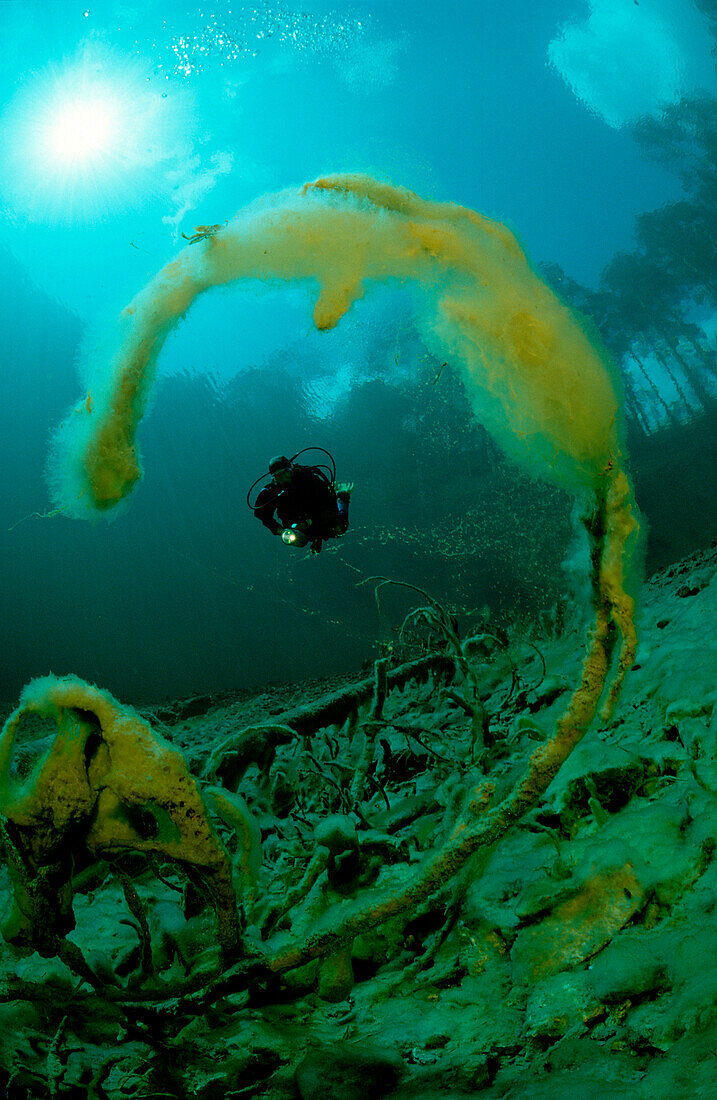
[{"left": 0, "top": 40, "right": 192, "bottom": 226}]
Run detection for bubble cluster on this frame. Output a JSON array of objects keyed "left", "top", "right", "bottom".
[{"left": 143, "top": 7, "right": 367, "bottom": 78}]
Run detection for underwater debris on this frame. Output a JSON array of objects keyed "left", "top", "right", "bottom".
[
  {"left": 1, "top": 547, "right": 716, "bottom": 1094},
  {"left": 180, "top": 222, "right": 226, "bottom": 244}
]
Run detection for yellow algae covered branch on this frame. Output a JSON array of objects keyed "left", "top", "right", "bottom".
[
  {"left": 50, "top": 173, "right": 623, "bottom": 512},
  {"left": 48, "top": 174, "right": 639, "bottom": 706}
]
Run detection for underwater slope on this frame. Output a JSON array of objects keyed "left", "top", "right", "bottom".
[{"left": 0, "top": 541, "right": 715, "bottom": 1095}]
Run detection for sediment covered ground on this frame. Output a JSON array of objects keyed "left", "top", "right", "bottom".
[{"left": 1, "top": 541, "right": 716, "bottom": 1098}]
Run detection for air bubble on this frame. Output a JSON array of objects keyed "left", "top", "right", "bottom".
[{"left": 157, "top": 6, "right": 366, "bottom": 77}]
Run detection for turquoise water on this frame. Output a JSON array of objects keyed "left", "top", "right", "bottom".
[{"left": 1, "top": 0, "right": 716, "bottom": 702}]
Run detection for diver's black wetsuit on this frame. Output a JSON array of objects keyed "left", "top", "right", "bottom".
[{"left": 253, "top": 465, "right": 348, "bottom": 552}]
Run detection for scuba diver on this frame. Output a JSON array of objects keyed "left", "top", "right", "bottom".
[{"left": 248, "top": 449, "right": 353, "bottom": 554}]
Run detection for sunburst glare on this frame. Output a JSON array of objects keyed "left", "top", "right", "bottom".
[
  {"left": 43, "top": 96, "right": 119, "bottom": 165},
  {"left": 0, "top": 43, "right": 190, "bottom": 225}
]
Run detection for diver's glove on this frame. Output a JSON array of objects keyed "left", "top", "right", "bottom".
[{"left": 335, "top": 482, "right": 354, "bottom": 497}]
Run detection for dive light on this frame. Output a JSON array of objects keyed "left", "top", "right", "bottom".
[{"left": 281, "top": 525, "right": 309, "bottom": 548}]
